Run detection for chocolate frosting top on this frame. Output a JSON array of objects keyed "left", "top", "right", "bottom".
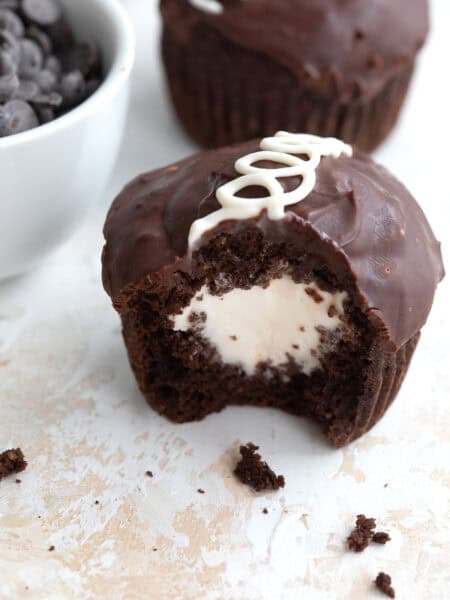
[
  {"left": 102, "top": 140, "right": 444, "bottom": 352},
  {"left": 160, "top": 0, "right": 429, "bottom": 99}
]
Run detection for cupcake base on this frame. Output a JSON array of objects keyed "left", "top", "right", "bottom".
[
  {"left": 116, "top": 226, "right": 419, "bottom": 447},
  {"left": 162, "top": 27, "right": 414, "bottom": 152}
]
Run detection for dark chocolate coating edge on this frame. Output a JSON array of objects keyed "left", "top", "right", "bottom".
[{"left": 102, "top": 140, "right": 444, "bottom": 353}]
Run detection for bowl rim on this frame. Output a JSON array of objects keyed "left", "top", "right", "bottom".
[{"left": 0, "top": 0, "right": 136, "bottom": 149}]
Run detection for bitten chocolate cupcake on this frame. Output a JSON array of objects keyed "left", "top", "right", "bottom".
[
  {"left": 102, "top": 132, "right": 443, "bottom": 447},
  {"left": 160, "top": 0, "right": 428, "bottom": 151}
]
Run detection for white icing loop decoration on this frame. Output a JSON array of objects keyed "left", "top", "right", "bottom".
[
  {"left": 189, "top": 0, "right": 223, "bottom": 14},
  {"left": 188, "top": 132, "right": 353, "bottom": 247}
]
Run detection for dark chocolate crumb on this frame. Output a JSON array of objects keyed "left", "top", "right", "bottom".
[
  {"left": 188, "top": 311, "right": 207, "bottom": 324},
  {"left": 262, "top": 508, "right": 268, "bottom": 514},
  {"left": 94, "top": 500, "right": 99, "bottom": 505},
  {"left": 305, "top": 286, "right": 324, "bottom": 303},
  {"left": 152, "top": 547, "right": 158, "bottom": 552},
  {"left": 299, "top": 325, "right": 305, "bottom": 332},
  {"left": 234, "top": 443, "right": 285, "bottom": 492},
  {"left": 229, "top": 335, "right": 237, "bottom": 341},
  {"left": 328, "top": 305, "right": 338, "bottom": 318},
  {"left": 347, "top": 514, "right": 377, "bottom": 552},
  {"left": 373, "top": 531, "right": 391, "bottom": 545},
  {"left": 0, "top": 448, "right": 27, "bottom": 480},
  {"left": 367, "top": 54, "right": 384, "bottom": 69},
  {"left": 292, "top": 344, "right": 299, "bottom": 350},
  {"left": 48, "top": 545, "right": 55, "bottom": 552},
  {"left": 197, "top": 488, "right": 205, "bottom": 494},
  {"left": 375, "top": 572, "right": 395, "bottom": 598},
  {"left": 15, "top": 478, "right": 21, "bottom": 484},
  {"left": 146, "top": 470, "right": 153, "bottom": 478}
]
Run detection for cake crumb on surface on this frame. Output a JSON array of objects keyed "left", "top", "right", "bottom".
[
  {"left": 262, "top": 508, "right": 269, "bottom": 514},
  {"left": 373, "top": 531, "right": 391, "bottom": 544},
  {"left": 375, "top": 572, "right": 395, "bottom": 597},
  {"left": 347, "top": 515, "right": 391, "bottom": 551},
  {"left": 347, "top": 514, "right": 376, "bottom": 552},
  {"left": 146, "top": 471, "right": 153, "bottom": 478},
  {"left": 197, "top": 488, "right": 205, "bottom": 494},
  {"left": 48, "top": 546, "right": 55, "bottom": 552},
  {"left": 234, "top": 443, "right": 285, "bottom": 492},
  {"left": 0, "top": 448, "right": 27, "bottom": 481}
]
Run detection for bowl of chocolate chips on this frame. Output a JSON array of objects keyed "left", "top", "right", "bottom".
[{"left": 0, "top": 0, "right": 135, "bottom": 280}]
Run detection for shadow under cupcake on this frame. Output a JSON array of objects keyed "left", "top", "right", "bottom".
[{"left": 160, "top": 0, "right": 428, "bottom": 151}]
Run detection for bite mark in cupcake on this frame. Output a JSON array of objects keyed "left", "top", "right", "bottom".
[{"left": 102, "top": 131, "right": 443, "bottom": 446}]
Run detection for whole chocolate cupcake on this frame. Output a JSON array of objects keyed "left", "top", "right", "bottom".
[
  {"left": 160, "top": 0, "right": 428, "bottom": 151},
  {"left": 102, "top": 132, "right": 443, "bottom": 447}
]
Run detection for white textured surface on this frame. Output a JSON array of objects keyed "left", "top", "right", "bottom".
[
  {"left": 0, "top": 1, "right": 449, "bottom": 599},
  {"left": 171, "top": 277, "right": 347, "bottom": 376}
]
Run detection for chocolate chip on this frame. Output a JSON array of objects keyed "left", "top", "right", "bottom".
[
  {"left": 26, "top": 25, "right": 52, "bottom": 55},
  {"left": 0, "top": 8, "right": 24, "bottom": 37},
  {"left": 11, "top": 77, "right": 38, "bottom": 100},
  {"left": 29, "top": 66, "right": 57, "bottom": 92},
  {"left": 60, "top": 68, "right": 85, "bottom": 107},
  {"left": 0, "top": 0, "right": 102, "bottom": 136},
  {"left": 0, "top": 70, "right": 18, "bottom": 100},
  {"left": 0, "top": 98, "right": 38, "bottom": 135},
  {"left": 22, "top": 0, "right": 61, "bottom": 26},
  {"left": 18, "top": 37, "right": 43, "bottom": 74},
  {"left": 0, "top": 28, "right": 20, "bottom": 62},
  {"left": 32, "top": 90, "right": 61, "bottom": 106},
  {"left": 43, "top": 53, "right": 60, "bottom": 75}
]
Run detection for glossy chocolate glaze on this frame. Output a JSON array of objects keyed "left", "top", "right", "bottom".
[
  {"left": 160, "top": 0, "right": 428, "bottom": 100},
  {"left": 102, "top": 140, "right": 443, "bottom": 352}
]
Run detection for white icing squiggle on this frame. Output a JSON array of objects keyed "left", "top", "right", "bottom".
[
  {"left": 189, "top": 0, "right": 223, "bottom": 14},
  {"left": 188, "top": 132, "right": 352, "bottom": 247}
]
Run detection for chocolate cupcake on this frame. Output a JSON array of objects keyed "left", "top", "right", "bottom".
[
  {"left": 102, "top": 132, "right": 443, "bottom": 447},
  {"left": 160, "top": 0, "right": 428, "bottom": 151}
]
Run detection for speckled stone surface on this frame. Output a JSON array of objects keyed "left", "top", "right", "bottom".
[{"left": 0, "top": 1, "right": 449, "bottom": 598}]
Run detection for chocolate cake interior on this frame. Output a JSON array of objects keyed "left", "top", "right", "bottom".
[{"left": 123, "top": 225, "right": 379, "bottom": 444}]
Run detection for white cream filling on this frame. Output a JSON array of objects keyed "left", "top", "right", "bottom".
[{"left": 171, "top": 276, "right": 347, "bottom": 376}]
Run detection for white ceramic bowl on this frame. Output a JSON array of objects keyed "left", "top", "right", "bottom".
[{"left": 0, "top": 0, "right": 135, "bottom": 280}]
